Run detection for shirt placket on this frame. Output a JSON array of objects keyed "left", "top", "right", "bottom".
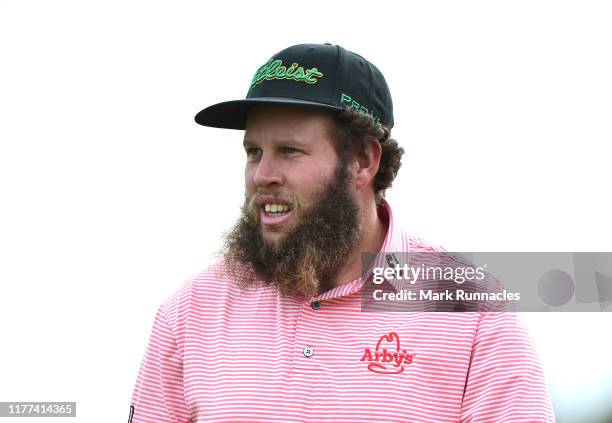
[
  {"left": 290, "top": 297, "right": 325, "bottom": 374},
  {"left": 289, "top": 277, "right": 364, "bottom": 375}
]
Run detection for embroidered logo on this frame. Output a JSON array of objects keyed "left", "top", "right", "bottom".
[
  {"left": 360, "top": 332, "right": 415, "bottom": 374},
  {"left": 249, "top": 59, "right": 324, "bottom": 91}
]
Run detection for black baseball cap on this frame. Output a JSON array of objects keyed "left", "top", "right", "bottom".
[{"left": 194, "top": 43, "right": 394, "bottom": 130}]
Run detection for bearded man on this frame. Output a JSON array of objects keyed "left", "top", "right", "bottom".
[{"left": 129, "top": 43, "right": 555, "bottom": 423}]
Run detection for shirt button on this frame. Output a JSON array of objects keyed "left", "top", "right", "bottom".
[
  {"left": 311, "top": 301, "right": 321, "bottom": 310},
  {"left": 303, "top": 347, "right": 314, "bottom": 358}
]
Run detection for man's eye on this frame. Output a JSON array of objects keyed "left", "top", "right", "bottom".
[
  {"left": 245, "top": 148, "right": 261, "bottom": 157},
  {"left": 283, "top": 147, "right": 301, "bottom": 155}
]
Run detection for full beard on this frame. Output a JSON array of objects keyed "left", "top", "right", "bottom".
[{"left": 219, "top": 164, "right": 362, "bottom": 298}]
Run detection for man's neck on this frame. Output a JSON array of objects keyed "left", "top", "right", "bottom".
[{"left": 331, "top": 200, "right": 388, "bottom": 289}]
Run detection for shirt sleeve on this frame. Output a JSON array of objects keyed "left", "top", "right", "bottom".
[
  {"left": 129, "top": 305, "right": 192, "bottom": 423},
  {"left": 460, "top": 312, "right": 556, "bottom": 422}
]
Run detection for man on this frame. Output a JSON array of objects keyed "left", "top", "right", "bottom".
[{"left": 129, "top": 43, "right": 555, "bottom": 422}]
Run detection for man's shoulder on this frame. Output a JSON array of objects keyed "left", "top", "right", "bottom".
[
  {"left": 176, "top": 256, "right": 243, "bottom": 293},
  {"left": 397, "top": 229, "right": 448, "bottom": 253},
  {"left": 157, "top": 258, "right": 246, "bottom": 322}
]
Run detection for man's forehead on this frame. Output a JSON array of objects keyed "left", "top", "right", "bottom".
[
  {"left": 244, "top": 108, "right": 334, "bottom": 145},
  {"left": 245, "top": 105, "right": 334, "bottom": 129}
]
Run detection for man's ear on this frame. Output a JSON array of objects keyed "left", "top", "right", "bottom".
[{"left": 351, "top": 135, "right": 382, "bottom": 190}]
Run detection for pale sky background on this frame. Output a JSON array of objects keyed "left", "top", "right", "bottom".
[{"left": 1, "top": 1, "right": 611, "bottom": 422}]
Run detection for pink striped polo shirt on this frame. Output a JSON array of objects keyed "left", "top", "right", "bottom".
[{"left": 130, "top": 199, "right": 555, "bottom": 422}]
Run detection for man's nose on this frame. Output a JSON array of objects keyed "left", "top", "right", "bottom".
[{"left": 252, "top": 152, "right": 283, "bottom": 187}]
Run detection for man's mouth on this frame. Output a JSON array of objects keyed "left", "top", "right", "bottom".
[{"left": 260, "top": 202, "right": 294, "bottom": 226}]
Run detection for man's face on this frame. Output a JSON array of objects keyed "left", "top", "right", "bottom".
[
  {"left": 221, "top": 105, "right": 363, "bottom": 297},
  {"left": 242, "top": 105, "right": 341, "bottom": 243}
]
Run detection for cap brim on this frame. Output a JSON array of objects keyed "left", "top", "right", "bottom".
[{"left": 194, "top": 97, "right": 344, "bottom": 130}]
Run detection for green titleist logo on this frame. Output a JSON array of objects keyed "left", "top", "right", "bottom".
[{"left": 249, "top": 59, "right": 324, "bottom": 91}]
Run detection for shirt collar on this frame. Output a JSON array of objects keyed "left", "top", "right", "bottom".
[{"left": 313, "top": 197, "right": 403, "bottom": 301}]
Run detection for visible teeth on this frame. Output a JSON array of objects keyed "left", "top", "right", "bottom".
[{"left": 264, "top": 203, "right": 291, "bottom": 213}]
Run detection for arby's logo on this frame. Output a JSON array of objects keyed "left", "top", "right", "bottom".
[{"left": 360, "top": 332, "right": 415, "bottom": 374}]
